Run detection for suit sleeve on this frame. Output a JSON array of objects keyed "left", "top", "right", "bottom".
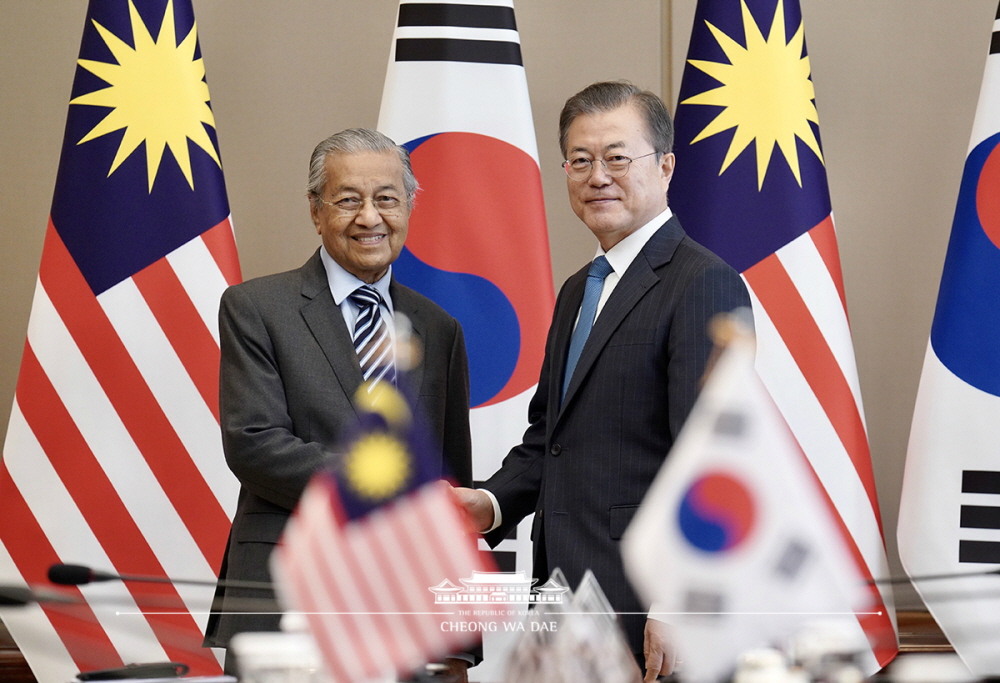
[
  {"left": 442, "top": 318, "right": 473, "bottom": 488},
  {"left": 218, "top": 285, "right": 332, "bottom": 511},
  {"left": 481, "top": 376, "right": 548, "bottom": 547},
  {"left": 480, "top": 280, "right": 574, "bottom": 547},
  {"left": 665, "top": 257, "right": 751, "bottom": 437}
]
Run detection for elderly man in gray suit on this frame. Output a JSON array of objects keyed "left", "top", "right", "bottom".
[
  {"left": 204, "top": 129, "right": 473, "bottom": 677},
  {"left": 457, "top": 81, "right": 751, "bottom": 681}
]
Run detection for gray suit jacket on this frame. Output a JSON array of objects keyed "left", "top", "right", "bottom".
[
  {"left": 205, "top": 249, "right": 472, "bottom": 647},
  {"left": 484, "top": 217, "right": 750, "bottom": 655}
]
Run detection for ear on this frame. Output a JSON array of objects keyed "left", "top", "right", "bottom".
[
  {"left": 659, "top": 152, "right": 676, "bottom": 195},
  {"left": 309, "top": 198, "right": 323, "bottom": 235}
]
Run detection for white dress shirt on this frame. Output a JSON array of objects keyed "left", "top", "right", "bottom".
[{"left": 319, "top": 247, "right": 395, "bottom": 340}]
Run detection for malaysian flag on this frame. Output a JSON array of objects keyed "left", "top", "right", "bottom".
[
  {"left": 376, "top": 0, "right": 554, "bottom": 590},
  {"left": 668, "top": 0, "right": 897, "bottom": 671},
  {"left": 272, "top": 383, "right": 493, "bottom": 683},
  {"left": 0, "top": 0, "right": 240, "bottom": 680},
  {"left": 898, "top": 3, "right": 1000, "bottom": 675}
]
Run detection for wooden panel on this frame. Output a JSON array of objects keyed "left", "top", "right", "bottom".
[
  {"left": 0, "top": 620, "right": 37, "bottom": 683},
  {"left": 897, "top": 610, "right": 954, "bottom": 654}
]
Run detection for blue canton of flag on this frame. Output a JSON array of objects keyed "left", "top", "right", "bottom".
[
  {"left": 57, "top": 0, "right": 232, "bottom": 294},
  {"left": 671, "top": 0, "right": 830, "bottom": 272}
]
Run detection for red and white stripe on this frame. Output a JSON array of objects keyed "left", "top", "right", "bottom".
[
  {"left": 0, "top": 219, "right": 241, "bottom": 681},
  {"left": 273, "top": 478, "right": 491, "bottom": 682},
  {"left": 743, "top": 216, "right": 898, "bottom": 668}
]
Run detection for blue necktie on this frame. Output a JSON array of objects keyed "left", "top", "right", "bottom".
[
  {"left": 350, "top": 286, "right": 396, "bottom": 392},
  {"left": 562, "top": 255, "right": 613, "bottom": 401}
]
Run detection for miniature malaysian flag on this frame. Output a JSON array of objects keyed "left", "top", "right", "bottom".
[{"left": 272, "top": 382, "right": 494, "bottom": 682}]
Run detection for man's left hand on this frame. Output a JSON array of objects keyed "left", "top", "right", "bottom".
[{"left": 643, "top": 618, "right": 677, "bottom": 682}]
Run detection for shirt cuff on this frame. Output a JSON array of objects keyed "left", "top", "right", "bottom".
[
  {"left": 480, "top": 489, "right": 502, "bottom": 533},
  {"left": 648, "top": 602, "right": 670, "bottom": 623}
]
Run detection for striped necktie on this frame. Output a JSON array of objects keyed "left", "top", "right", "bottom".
[{"left": 349, "top": 285, "right": 396, "bottom": 391}]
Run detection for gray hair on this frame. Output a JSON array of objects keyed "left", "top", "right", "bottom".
[
  {"left": 558, "top": 80, "right": 674, "bottom": 159},
  {"left": 306, "top": 128, "right": 418, "bottom": 208}
]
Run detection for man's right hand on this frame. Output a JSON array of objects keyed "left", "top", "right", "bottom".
[{"left": 451, "top": 487, "right": 495, "bottom": 533}]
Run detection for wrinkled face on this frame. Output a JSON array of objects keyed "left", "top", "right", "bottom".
[
  {"left": 310, "top": 150, "right": 410, "bottom": 284},
  {"left": 564, "top": 103, "right": 675, "bottom": 250}
]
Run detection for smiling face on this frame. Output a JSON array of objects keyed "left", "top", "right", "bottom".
[
  {"left": 310, "top": 150, "right": 410, "bottom": 284},
  {"left": 564, "top": 103, "right": 675, "bottom": 251}
]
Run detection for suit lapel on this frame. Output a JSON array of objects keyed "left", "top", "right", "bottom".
[
  {"left": 298, "top": 250, "right": 364, "bottom": 408},
  {"left": 558, "top": 218, "right": 685, "bottom": 413},
  {"left": 298, "top": 253, "right": 427, "bottom": 405}
]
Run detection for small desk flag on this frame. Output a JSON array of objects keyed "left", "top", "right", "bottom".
[
  {"left": 272, "top": 382, "right": 494, "bottom": 683},
  {"left": 623, "top": 323, "right": 875, "bottom": 683}
]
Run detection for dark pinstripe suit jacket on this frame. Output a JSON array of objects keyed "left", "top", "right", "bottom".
[
  {"left": 483, "top": 216, "right": 750, "bottom": 655},
  {"left": 204, "top": 249, "right": 472, "bottom": 647}
]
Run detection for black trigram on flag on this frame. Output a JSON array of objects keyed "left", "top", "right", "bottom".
[
  {"left": 394, "top": 2, "right": 522, "bottom": 65},
  {"left": 959, "top": 470, "right": 1000, "bottom": 563}
]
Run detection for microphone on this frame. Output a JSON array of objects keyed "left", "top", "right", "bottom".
[
  {"left": 47, "top": 564, "right": 119, "bottom": 586},
  {"left": 48, "top": 563, "right": 273, "bottom": 591}
]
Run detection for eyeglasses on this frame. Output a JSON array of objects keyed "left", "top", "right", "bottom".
[
  {"left": 317, "top": 195, "right": 404, "bottom": 218},
  {"left": 562, "top": 151, "right": 660, "bottom": 181}
]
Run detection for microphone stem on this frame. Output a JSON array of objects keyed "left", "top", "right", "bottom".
[
  {"left": 868, "top": 568, "right": 1000, "bottom": 585},
  {"left": 115, "top": 574, "right": 273, "bottom": 591}
]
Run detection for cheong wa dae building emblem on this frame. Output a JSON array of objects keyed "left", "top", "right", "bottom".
[{"left": 429, "top": 571, "right": 568, "bottom": 604}]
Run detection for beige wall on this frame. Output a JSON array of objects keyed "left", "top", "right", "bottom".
[{"left": 1, "top": 0, "right": 997, "bottom": 610}]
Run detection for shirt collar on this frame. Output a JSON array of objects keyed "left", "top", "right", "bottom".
[
  {"left": 597, "top": 206, "right": 673, "bottom": 276},
  {"left": 319, "top": 248, "right": 394, "bottom": 312}
]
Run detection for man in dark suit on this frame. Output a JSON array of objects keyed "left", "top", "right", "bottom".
[
  {"left": 456, "top": 81, "right": 751, "bottom": 681},
  {"left": 204, "top": 129, "right": 473, "bottom": 676}
]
